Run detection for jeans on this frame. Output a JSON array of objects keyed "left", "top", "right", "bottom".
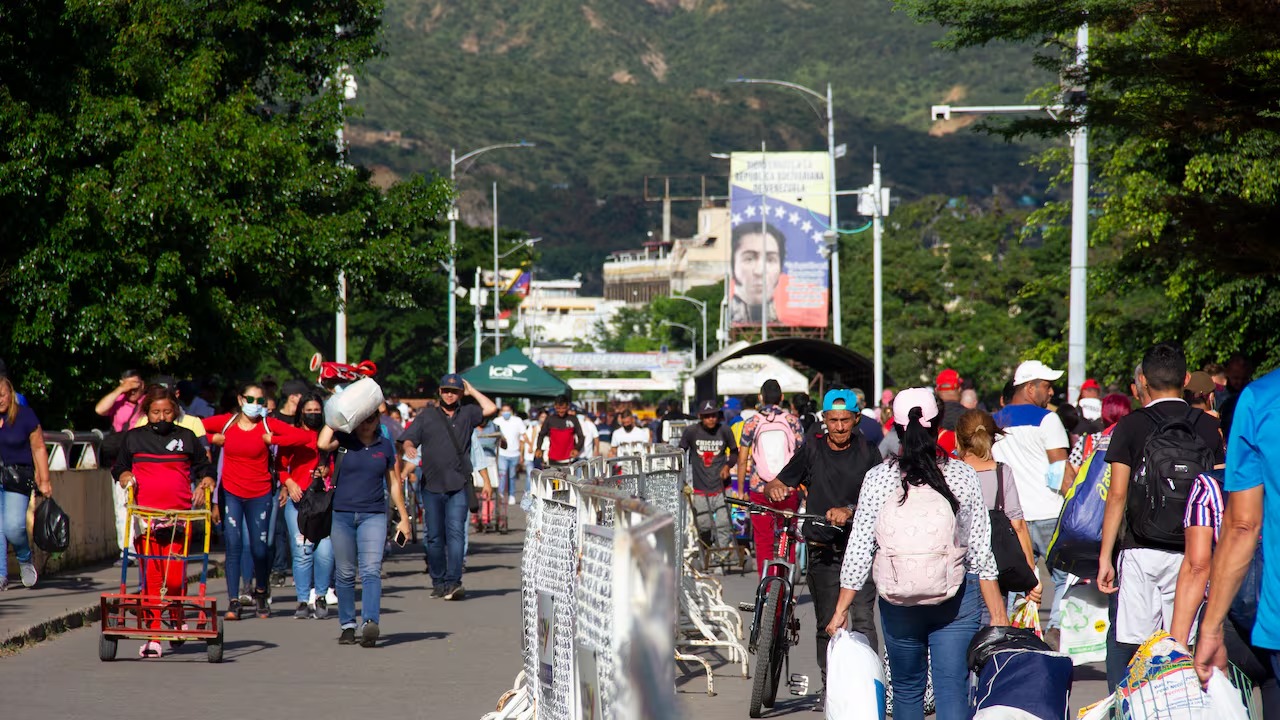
[
  {"left": 331, "top": 511, "right": 386, "bottom": 628},
  {"left": 1022, "top": 518, "right": 1068, "bottom": 630},
  {"left": 424, "top": 488, "right": 469, "bottom": 589},
  {"left": 271, "top": 499, "right": 290, "bottom": 574},
  {"left": 880, "top": 574, "right": 983, "bottom": 720},
  {"left": 283, "top": 499, "right": 334, "bottom": 603},
  {"left": 497, "top": 455, "right": 519, "bottom": 497},
  {"left": 223, "top": 491, "right": 273, "bottom": 601},
  {"left": 809, "top": 547, "right": 877, "bottom": 686},
  {"left": 0, "top": 489, "right": 32, "bottom": 574}
]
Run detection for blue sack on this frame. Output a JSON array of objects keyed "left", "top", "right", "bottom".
[
  {"left": 972, "top": 649, "right": 1073, "bottom": 720},
  {"left": 1047, "top": 432, "right": 1113, "bottom": 580}
]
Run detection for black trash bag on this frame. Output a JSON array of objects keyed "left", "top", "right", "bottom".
[
  {"left": 33, "top": 496, "right": 71, "bottom": 553},
  {"left": 967, "top": 625, "right": 1050, "bottom": 674}
]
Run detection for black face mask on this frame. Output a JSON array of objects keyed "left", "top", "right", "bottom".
[
  {"left": 150, "top": 420, "right": 175, "bottom": 435},
  {"left": 441, "top": 399, "right": 460, "bottom": 411},
  {"left": 302, "top": 413, "right": 324, "bottom": 431}
]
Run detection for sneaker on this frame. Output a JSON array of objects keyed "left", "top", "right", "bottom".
[
  {"left": 0, "top": 578, "right": 8, "bottom": 592},
  {"left": 294, "top": 602, "right": 310, "bottom": 619},
  {"left": 238, "top": 589, "right": 253, "bottom": 606},
  {"left": 224, "top": 600, "right": 242, "bottom": 621},
  {"left": 19, "top": 562, "right": 37, "bottom": 588},
  {"left": 338, "top": 627, "right": 357, "bottom": 645},
  {"left": 139, "top": 640, "right": 163, "bottom": 658},
  {"left": 360, "top": 620, "right": 380, "bottom": 648},
  {"left": 253, "top": 589, "right": 271, "bottom": 618},
  {"left": 324, "top": 588, "right": 338, "bottom": 605},
  {"left": 271, "top": 571, "right": 287, "bottom": 588},
  {"left": 314, "top": 596, "right": 329, "bottom": 620},
  {"left": 1044, "top": 627, "right": 1061, "bottom": 652},
  {"left": 430, "top": 586, "right": 446, "bottom": 599},
  {"left": 508, "top": 495, "right": 516, "bottom": 505},
  {"left": 443, "top": 584, "right": 466, "bottom": 601}
]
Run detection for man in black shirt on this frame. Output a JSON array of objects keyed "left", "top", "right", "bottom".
[
  {"left": 764, "top": 388, "right": 883, "bottom": 692},
  {"left": 679, "top": 399, "right": 739, "bottom": 551}
]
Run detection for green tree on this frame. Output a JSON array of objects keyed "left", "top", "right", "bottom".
[{"left": 0, "top": 1, "right": 452, "bottom": 425}]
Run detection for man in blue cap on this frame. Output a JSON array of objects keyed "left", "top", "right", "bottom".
[
  {"left": 763, "top": 387, "right": 883, "bottom": 706},
  {"left": 400, "top": 373, "right": 497, "bottom": 600}
]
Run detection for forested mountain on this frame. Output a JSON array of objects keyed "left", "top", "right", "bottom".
[{"left": 350, "top": 0, "right": 1052, "bottom": 288}]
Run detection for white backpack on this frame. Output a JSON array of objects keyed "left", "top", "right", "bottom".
[
  {"left": 750, "top": 410, "right": 798, "bottom": 482},
  {"left": 873, "top": 481, "right": 967, "bottom": 606}
]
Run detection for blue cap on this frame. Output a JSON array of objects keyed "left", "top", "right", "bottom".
[
  {"left": 723, "top": 397, "right": 743, "bottom": 412},
  {"left": 822, "top": 388, "right": 859, "bottom": 413},
  {"left": 438, "top": 373, "right": 465, "bottom": 391}
]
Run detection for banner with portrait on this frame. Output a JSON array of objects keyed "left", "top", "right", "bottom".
[{"left": 728, "top": 151, "right": 831, "bottom": 329}]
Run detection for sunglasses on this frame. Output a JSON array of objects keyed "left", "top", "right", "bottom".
[
  {"left": 243, "top": 396, "right": 268, "bottom": 405},
  {"left": 440, "top": 387, "right": 462, "bottom": 395}
]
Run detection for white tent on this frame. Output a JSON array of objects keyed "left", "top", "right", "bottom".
[{"left": 715, "top": 354, "right": 809, "bottom": 396}]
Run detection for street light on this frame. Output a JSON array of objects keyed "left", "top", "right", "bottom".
[
  {"left": 659, "top": 320, "right": 697, "bottom": 364},
  {"left": 667, "top": 294, "right": 708, "bottom": 360},
  {"left": 447, "top": 141, "right": 536, "bottom": 373},
  {"left": 928, "top": 25, "right": 1089, "bottom": 402},
  {"left": 728, "top": 77, "right": 845, "bottom": 346}
]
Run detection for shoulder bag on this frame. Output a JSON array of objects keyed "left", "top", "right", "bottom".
[
  {"left": 296, "top": 446, "right": 344, "bottom": 544},
  {"left": 990, "top": 463, "right": 1040, "bottom": 593}
]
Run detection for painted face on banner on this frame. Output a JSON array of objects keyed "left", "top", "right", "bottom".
[{"left": 732, "top": 231, "right": 782, "bottom": 306}]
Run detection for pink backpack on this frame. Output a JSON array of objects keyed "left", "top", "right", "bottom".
[
  {"left": 873, "top": 481, "right": 967, "bottom": 606},
  {"left": 749, "top": 410, "right": 798, "bottom": 482}
]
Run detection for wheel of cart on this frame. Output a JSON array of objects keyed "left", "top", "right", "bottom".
[{"left": 99, "top": 486, "right": 222, "bottom": 662}]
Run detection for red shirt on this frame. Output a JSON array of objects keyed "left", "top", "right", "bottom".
[
  {"left": 278, "top": 433, "right": 321, "bottom": 487},
  {"left": 202, "top": 414, "right": 312, "bottom": 498}
]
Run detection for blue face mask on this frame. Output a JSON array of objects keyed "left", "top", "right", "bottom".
[
  {"left": 242, "top": 402, "right": 267, "bottom": 419},
  {"left": 501, "top": 411, "right": 512, "bottom": 420}
]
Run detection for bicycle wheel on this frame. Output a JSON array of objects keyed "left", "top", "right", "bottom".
[{"left": 749, "top": 583, "right": 787, "bottom": 717}]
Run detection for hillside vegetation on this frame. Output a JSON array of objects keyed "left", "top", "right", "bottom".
[{"left": 352, "top": 0, "right": 1052, "bottom": 286}]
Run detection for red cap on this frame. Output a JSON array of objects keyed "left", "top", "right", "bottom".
[
  {"left": 1080, "top": 378, "right": 1101, "bottom": 392},
  {"left": 935, "top": 369, "right": 962, "bottom": 391}
]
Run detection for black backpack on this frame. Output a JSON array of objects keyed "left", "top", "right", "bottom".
[{"left": 1127, "top": 406, "right": 1214, "bottom": 549}]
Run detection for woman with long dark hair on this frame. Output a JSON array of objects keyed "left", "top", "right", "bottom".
[
  {"left": 278, "top": 390, "right": 336, "bottom": 619},
  {"left": 826, "top": 388, "right": 1009, "bottom": 720},
  {"left": 203, "top": 382, "right": 312, "bottom": 620}
]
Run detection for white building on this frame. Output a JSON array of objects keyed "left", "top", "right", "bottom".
[{"left": 513, "top": 278, "right": 624, "bottom": 349}]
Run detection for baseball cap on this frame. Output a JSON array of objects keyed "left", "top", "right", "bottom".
[
  {"left": 1013, "top": 360, "right": 1064, "bottom": 386},
  {"left": 697, "top": 399, "right": 720, "bottom": 415},
  {"left": 723, "top": 397, "right": 743, "bottom": 412},
  {"left": 892, "top": 387, "right": 940, "bottom": 428},
  {"left": 822, "top": 389, "right": 857, "bottom": 413},
  {"left": 1186, "top": 371, "right": 1215, "bottom": 395},
  {"left": 1080, "top": 378, "right": 1101, "bottom": 392},
  {"left": 935, "top": 369, "right": 962, "bottom": 391},
  {"left": 438, "top": 373, "right": 465, "bottom": 391}
]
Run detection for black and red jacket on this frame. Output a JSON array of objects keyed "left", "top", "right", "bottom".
[
  {"left": 112, "top": 426, "right": 212, "bottom": 510},
  {"left": 536, "top": 413, "right": 584, "bottom": 463}
]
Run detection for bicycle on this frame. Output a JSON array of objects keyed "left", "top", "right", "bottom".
[{"left": 727, "top": 496, "right": 834, "bottom": 718}]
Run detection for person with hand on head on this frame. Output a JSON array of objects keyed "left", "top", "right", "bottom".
[
  {"left": 0, "top": 375, "right": 53, "bottom": 590},
  {"left": 679, "top": 400, "right": 739, "bottom": 553},
  {"left": 316, "top": 410, "right": 410, "bottom": 647},
  {"left": 828, "top": 388, "right": 1008, "bottom": 720},
  {"left": 398, "top": 374, "right": 496, "bottom": 600},
  {"left": 202, "top": 382, "right": 314, "bottom": 621},
  {"left": 764, "top": 388, "right": 882, "bottom": 700},
  {"left": 278, "top": 390, "right": 336, "bottom": 620},
  {"left": 96, "top": 369, "right": 148, "bottom": 557},
  {"left": 112, "top": 386, "right": 215, "bottom": 657}
]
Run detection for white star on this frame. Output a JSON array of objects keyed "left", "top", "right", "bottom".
[
  {"left": 800, "top": 220, "right": 813, "bottom": 233},
  {"left": 745, "top": 205, "right": 757, "bottom": 218},
  {"left": 731, "top": 213, "right": 743, "bottom": 225},
  {"left": 773, "top": 205, "right": 785, "bottom": 219},
  {"left": 788, "top": 212, "right": 800, "bottom": 225},
  {"left": 811, "top": 231, "right": 824, "bottom": 244}
]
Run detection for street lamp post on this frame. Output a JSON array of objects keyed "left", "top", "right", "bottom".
[
  {"left": 660, "top": 320, "right": 697, "bottom": 365},
  {"left": 929, "top": 26, "right": 1089, "bottom": 402},
  {"left": 447, "top": 141, "right": 536, "bottom": 373},
  {"left": 729, "top": 78, "right": 843, "bottom": 345},
  {"left": 668, "top": 294, "right": 708, "bottom": 361}
]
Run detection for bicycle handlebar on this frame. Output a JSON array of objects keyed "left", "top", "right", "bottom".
[{"left": 726, "top": 496, "right": 837, "bottom": 528}]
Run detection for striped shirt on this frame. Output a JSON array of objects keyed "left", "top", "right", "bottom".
[{"left": 1183, "top": 472, "right": 1225, "bottom": 543}]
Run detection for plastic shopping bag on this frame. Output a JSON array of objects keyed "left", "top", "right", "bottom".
[
  {"left": 826, "top": 630, "right": 886, "bottom": 720},
  {"left": 1059, "top": 583, "right": 1109, "bottom": 665},
  {"left": 323, "top": 377, "right": 384, "bottom": 433},
  {"left": 1205, "top": 668, "right": 1251, "bottom": 720},
  {"left": 1011, "top": 598, "right": 1042, "bottom": 639}
]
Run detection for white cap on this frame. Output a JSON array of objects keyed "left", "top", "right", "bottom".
[{"left": 1014, "top": 360, "right": 1064, "bottom": 386}]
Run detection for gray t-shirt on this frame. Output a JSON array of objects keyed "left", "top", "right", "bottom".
[{"left": 976, "top": 463, "right": 1024, "bottom": 521}]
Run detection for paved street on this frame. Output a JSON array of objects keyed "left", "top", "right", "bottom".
[{"left": 2, "top": 507, "right": 1111, "bottom": 720}]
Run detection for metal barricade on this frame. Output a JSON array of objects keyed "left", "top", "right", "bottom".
[{"left": 44, "top": 429, "right": 105, "bottom": 470}]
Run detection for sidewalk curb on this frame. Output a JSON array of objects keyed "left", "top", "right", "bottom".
[{"left": 1, "top": 562, "right": 224, "bottom": 656}]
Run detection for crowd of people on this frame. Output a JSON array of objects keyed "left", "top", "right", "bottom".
[{"left": 1, "top": 345, "right": 1276, "bottom": 719}]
